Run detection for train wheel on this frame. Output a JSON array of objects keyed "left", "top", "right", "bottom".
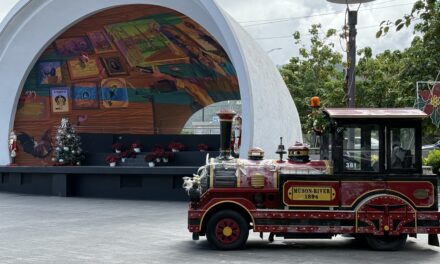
[
  {"left": 365, "top": 234, "right": 407, "bottom": 251},
  {"left": 206, "top": 210, "right": 249, "bottom": 250}
]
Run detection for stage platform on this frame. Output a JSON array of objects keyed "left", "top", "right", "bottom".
[
  {"left": 0, "top": 165, "right": 199, "bottom": 201},
  {"left": 1, "top": 132, "right": 222, "bottom": 200}
]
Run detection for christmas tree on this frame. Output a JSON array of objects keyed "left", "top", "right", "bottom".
[{"left": 52, "top": 118, "right": 85, "bottom": 166}]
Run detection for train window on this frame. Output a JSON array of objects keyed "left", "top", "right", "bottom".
[
  {"left": 390, "top": 128, "right": 415, "bottom": 169},
  {"left": 342, "top": 125, "right": 380, "bottom": 172}
]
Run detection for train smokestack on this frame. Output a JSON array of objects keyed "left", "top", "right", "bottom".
[{"left": 217, "top": 110, "right": 236, "bottom": 160}]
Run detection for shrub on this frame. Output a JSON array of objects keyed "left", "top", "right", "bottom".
[{"left": 423, "top": 149, "right": 440, "bottom": 176}]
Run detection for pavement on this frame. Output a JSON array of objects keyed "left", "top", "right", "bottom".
[{"left": 1, "top": 193, "right": 440, "bottom": 264}]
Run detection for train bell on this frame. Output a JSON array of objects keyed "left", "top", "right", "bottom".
[{"left": 288, "top": 142, "right": 310, "bottom": 163}]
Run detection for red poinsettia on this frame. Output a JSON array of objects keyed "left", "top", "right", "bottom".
[
  {"left": 419, "top": 84, "right": 440, "bottom": 115},
  {"left": 418, "top": 84, "right": 440, "bottom": 127}
]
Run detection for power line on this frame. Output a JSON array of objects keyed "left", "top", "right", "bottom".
[
  {"left": 238, "top": 0, "right": 402, "bottom": 24},
  {"left": 253, "top": 24, "right": 379, "bottom": 40},
  {"left": 241, "top": 2, "right": 417, "bottom": 28},
  {"left": 241, "top": 1, "right": 415, "bottom": 26}
]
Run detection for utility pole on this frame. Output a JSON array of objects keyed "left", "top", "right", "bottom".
[
  {"left": 327, "top": 0, "right": 375, "bottom": 108},
  {"left": 347, "top": 10, "right": 357, "bottom": 108}
]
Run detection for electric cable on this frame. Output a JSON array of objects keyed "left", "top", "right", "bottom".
[{"left": 240, "top": 2, "right": 417, "bottom": 28}]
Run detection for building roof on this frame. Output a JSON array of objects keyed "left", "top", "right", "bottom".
[{"left": 323, "top": 108, "right": 428, "bottom": 119}]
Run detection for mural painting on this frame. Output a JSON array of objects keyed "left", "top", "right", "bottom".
[{"left": 13, "top": 5, "right": 240, "bottom": 165}]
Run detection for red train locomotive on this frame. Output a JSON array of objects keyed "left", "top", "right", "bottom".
[{"left": 184, "top": 109, "right": 440, "bottom": 250}]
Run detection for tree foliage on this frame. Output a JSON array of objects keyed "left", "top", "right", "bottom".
[
  {"left": 281, "top": 1, "right": 440, "bottom": 140},
  {"left": 280, "top": 24, "right": 345, "bottom": 132},
  {"left": 374, "top": 0, "right": 440, "bottom": 139},
  {"left": 376, "top": 0, "right": 440, "bottom": 82}
]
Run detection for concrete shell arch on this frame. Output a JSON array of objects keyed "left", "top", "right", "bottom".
[{"left": 0, "top": 0, "right": 301, "bottom": 165}]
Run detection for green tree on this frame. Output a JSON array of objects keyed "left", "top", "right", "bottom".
[
  {"left": 280, "top": 24, "right": 345, "bottom": 133},
  {"left": 356, "top": 48, "right": 414, "bottom": 108},
  {"left": 52, "top": 118, "right": 85, "bottom": 166},
  {"left": 376, "top": 0, "right": 440, "bottom": 83}
]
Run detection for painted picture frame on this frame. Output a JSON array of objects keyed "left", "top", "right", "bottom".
[
  {"left": 67, "top": 56, "right": 103, "bottom": 80},
  {"left": 87, "top": 31, "right": 117, "bottom": 54},
  {"left": 101, "top": 55, "right": 128, "bottom": 76},
  {"left": 105, "top": 19, "right": 188, "bottom": 67},
  {"left": 72, "top": 82, "right": 99, "bottom": 109},
  {"left": 55, "top": 37, "right": 93, "bottom": 57},
  {"left": 16, "top": 90, "right": 50, "bottom": 121},
  {"left": 101, "top": 78, "right": 129, "bottom": 108},
  {"left": 38, "top": 61, "right": 63, "bottom": 85},
  {"left": 50, "top": 87, "right": 70, "bottom": 113}
]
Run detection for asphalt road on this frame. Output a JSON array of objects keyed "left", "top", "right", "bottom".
[{"left": 1, "top": 193, "right": 440, "bottom": 264}]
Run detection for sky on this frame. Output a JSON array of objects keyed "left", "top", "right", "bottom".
[{"left": 0, "top": 0, "right": 418, "bottom": 66}]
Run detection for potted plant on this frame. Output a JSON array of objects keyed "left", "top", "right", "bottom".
[
  {"left": 152, "top": 146, "right": 165, "bottom": 164},
  {"left": 169, "top": 141, "right": 185, "bottom": 152},
  {"left": 119, "top": 149, "right": 133, "bottom": 163},
  {"left": 197, "top": 143, "right": 209, "bottom": 152},
  {"left": 121, "top": 149, "right": 137, "bottom": 162},
  {"left": 132, "top": 142, "right": 142, "bottom": 153},
  {"left": 164, "top": 151, "right": 175, "bottom": 163},
  {"left": 112, "top": 142, "right": 124, "bottom": 153},
  {"left": 144, "top": 153, "right": 156, "bottom": 167},
  {"left": 105, "top": 155, "right": 120, "bottom": 167}
]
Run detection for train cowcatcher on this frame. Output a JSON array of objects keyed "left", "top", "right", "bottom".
[{"left": 183, "top": 108, "right": 440, "bottom": 251}]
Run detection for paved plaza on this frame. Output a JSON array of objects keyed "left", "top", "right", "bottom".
[{"left": 1, "top": 192, "right": 440, "bottom": 264}]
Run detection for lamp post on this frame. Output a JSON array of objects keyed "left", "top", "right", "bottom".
[{"left": 327, "top": 0, "right": 375, "bottom": 108}]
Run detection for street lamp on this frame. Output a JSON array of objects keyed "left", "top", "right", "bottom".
[{"left": 327, "top": 0, "right": 375, "bottom": 108}]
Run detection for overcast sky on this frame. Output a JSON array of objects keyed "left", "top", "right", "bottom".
[{"left": 0, "top": 0, "right": 417, "bottom": 66}]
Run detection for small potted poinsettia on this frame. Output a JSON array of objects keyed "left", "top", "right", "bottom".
[
  {"left": 197, "top": 143, "right": 208, "bottom": 152},
  {"left": 112, "top": 142, "right": 124, "bottom": 153},
  {"left": 169, "top": 141, "right": 185, "bottom": 152},
  {"left": 152, "top": 147, "right": 165, "bottom": 164},
  {"left": 120, "top": 149, "right": 135, "bottom": 163},
  {"left": 132, "top": 142, "right": 142, "bottom": 153},
  {"left": 121, "top": 149, "right": 137, "bottom": 162},
  {"left": 163, "top": 151, "right": 174, "bottom": 163},
  {"left": 144, "top": 153, "right": 156, "bottom": 167},
  {"left": 105, "top": 155, "right": 120, "bottom": 167}
]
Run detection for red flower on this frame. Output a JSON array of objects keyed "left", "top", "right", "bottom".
[
  {"left": 168, "top": 141, "right": 185, "bottom": 151},
  {"left": 197, "top": 143, "right": 208, "bottom": 151},
  {"left": 105, "top": 155, "right": 120, "bottom": 164},
  {"left": 419, "top": 83, "right": 440, "bottom": 115},
  {"left": 144, "top": 153, "right": 156, "bottom": 162}
]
